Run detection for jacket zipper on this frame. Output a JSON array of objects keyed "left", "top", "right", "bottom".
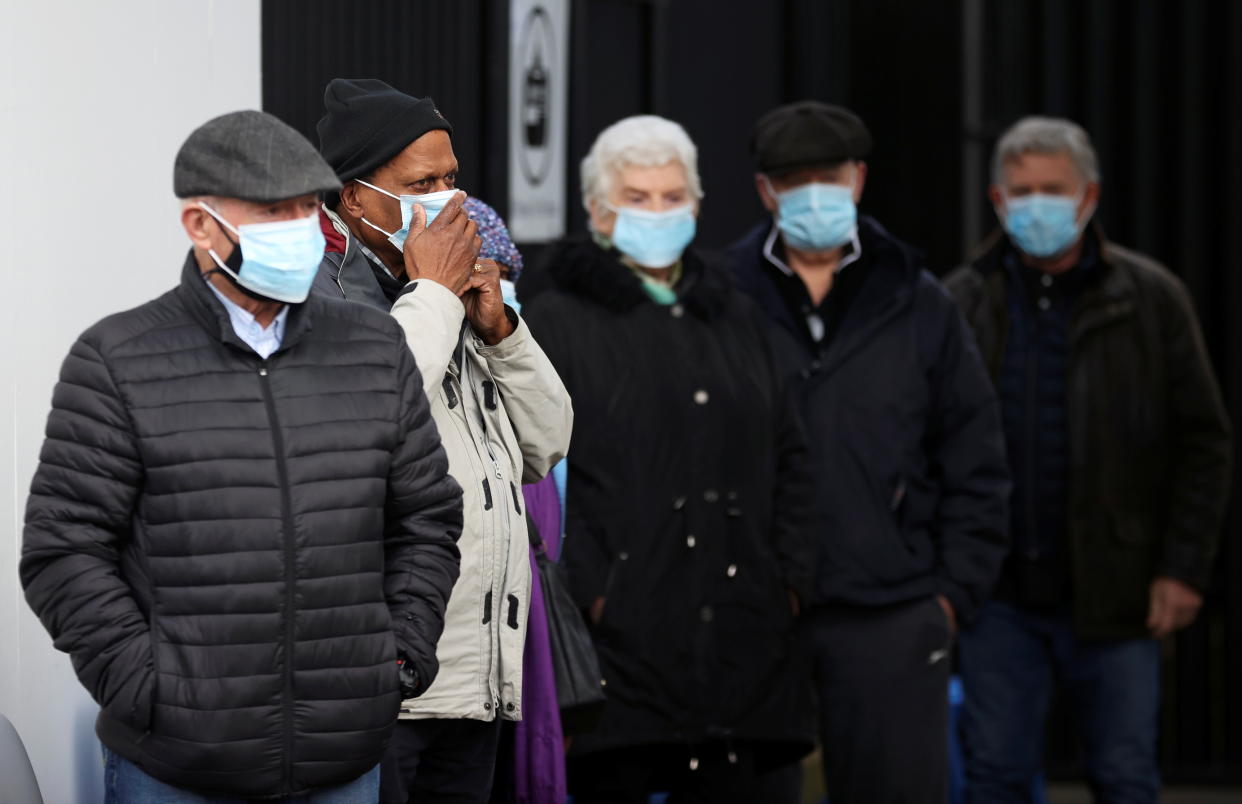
[
  {"left": 461, "top": 360, "right": 509, "bottom": 713},
  {"left": 259, "top": 363, "right": 297, "bottom": 791},
  {"left": 332, "top": 226, "right": 351, "bottom": 298}
]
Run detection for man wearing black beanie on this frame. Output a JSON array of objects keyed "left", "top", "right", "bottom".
[{"left": 312, "top": 78, "right": 573, "bottom": 804}]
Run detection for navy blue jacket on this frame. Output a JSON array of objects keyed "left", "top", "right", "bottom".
[{"left": 726, "top": 218, "right": 1010, "bottom": 621}]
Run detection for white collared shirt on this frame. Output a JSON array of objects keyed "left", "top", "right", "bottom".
[
  {"left": 762, "top": 220, "right": 863, "bottom": 277},
  {"left": 205, "top": 279, "right": 288, "bottom": 359},
  {"left": 763, "top": 222, "right": 863, "bottom": 342}
]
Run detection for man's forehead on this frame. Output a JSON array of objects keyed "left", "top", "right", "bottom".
[
  {"left": 1002, "top": 150, "right": 1078, "bottom": 177},
  {"left": 771, "top": 161, "right": 852, "bottom": 182},
  {"left": 383, "top": 131, "right": 457, "bottom": 174}
]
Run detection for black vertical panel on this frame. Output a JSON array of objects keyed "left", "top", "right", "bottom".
[
  {"left": 1221, "top": 0, "right": 1242, "bottom": 777},
  {"left": 847, "top": 0, "right": 963, "bottom": 271},
  {"left": 1128, "top": 0, "right": 1159, "bottom": 257},
  {"left": 1083, "top": 1, "right": 1113, "bottom": 188},
  {"left": 1170, "top": 0, "right": 1213, "bottom": 770},
  {"left": 784, "top": 0, "right": 851, "bottom": 105},
  {"left": 260, "top": 0, "right": 1242, "bottom": 779},
  {"left": 1038, "top": 0, "right": 1071, "bottom": 115},
  {"left": 563, "top": 0, "right": 651, "bottom": 238},
  {"left": 262, "top": 0, "right": 489, "bottom": 198},
  {"left": 661, "top": 0, "right": 784, "bottom": 247}
]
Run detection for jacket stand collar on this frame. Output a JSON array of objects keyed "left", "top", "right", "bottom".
[{"left": 177, "top": 250, "right": 315, "bottom": 356}]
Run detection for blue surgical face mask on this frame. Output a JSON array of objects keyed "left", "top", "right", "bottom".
[
  {"left": 608, "top": 204, "right": 697, "bottom": 269},
  {"left": 1000, "top": 193, "right": 1088, "bottom": 258},
  {"left": 767, "top": 175, "right": 858, "bottom": 252},
  {"left": 200, "top": 203, "right": 325, "bottom": 304},
  {"left": 499, "top": 278, "right": 520, "bottom": 312},
  {"left": 356, "top": 180, "right": 459, "bottom": 250}
]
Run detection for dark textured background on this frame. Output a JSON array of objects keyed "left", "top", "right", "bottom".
[{"left": 263, "top": 0, "right": 1242, "bottom": 784}]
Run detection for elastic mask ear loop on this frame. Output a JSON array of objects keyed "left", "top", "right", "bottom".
[
  {"left": 360, "top": 217, "right": 397, "bottom": 239},
  {"left": 353, "top": 180, "right": 402, "bottom": 239},
  {"left": 198, "top": 202, "right": 244, "bottom": 282}
]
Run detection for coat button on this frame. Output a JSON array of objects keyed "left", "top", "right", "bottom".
[
  {"left": 693, "top": 389, "right": 709, "bottom": 405},
  {"left": 484, "top": 701, "right": 492, "bottom": 710},
  {"left": 619, "top": 551, "right": 629, "bottom": 561},
  {"left": 505, "top": 702, "right": 515, "bottom": 712},
  {"left": 1041, "top": 274, "right": 1053, "bottom": 288},
  {"left": 686, "top": 535, "right": 697, "bottom": 548},
  {"left": 1037, "top": 296, "right": 1051, "bottom": 311},
  {"left": 673, "top": 496, "right": 686, "bottom": 510},
  {"left": 703, "top": 489, "right": 719, "bottom": 503},
  {"left": 700, "top": 605, "right": 714, "bottom": 622},
  {"left": 726, "top": 564, "right": 737, "bottom": 578},
  {"left": 671, "top": 303, "right": 685, "bottom": 318},
  {"left": 600, "top": 677, "right": 607, "bottom": 687}
]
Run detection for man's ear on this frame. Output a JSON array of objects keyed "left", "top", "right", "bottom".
[
  {"left": 339, "top": 181, "right": 365, "bottom": 217},
  {"left": 181, "top": 203, "right": 215, "bottom": 250},
  {"left": 755, "top": 174, "right": 778, "bottom": 214},
  {"left": 1080, "top": 181, "right": 1101, "bottom": 217},
  {"left": 851, "top": 161, "right": 868, "bottom": 203},
  {"left": 987, "top": 184, "right": 1006, "bottom": 215}
]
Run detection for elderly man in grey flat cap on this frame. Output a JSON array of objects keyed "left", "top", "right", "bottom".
[{"left": 21, "top": 109, "right": 465, "bottom": 803}]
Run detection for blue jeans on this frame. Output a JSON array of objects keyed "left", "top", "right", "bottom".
[
  {"left": 958, "top": 601, "right": 1161, "bottom": 804},
  {"left": 103, "top": 747, "right": 380, "bottom": 803}
]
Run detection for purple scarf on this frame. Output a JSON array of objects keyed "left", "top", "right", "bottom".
[{"left": 514, "top": 476, "right": 566, "bottom": 803}]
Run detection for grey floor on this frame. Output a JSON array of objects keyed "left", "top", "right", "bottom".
[{"left": 1046, "top": 784, "right": 1242, "bottom": 803}]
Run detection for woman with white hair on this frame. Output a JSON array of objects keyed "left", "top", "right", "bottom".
[{"left": 521, "top": 115, "right": 815, "bottom": 803}]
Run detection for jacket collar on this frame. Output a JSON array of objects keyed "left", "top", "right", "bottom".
[
  {"left": 544, "top": 234, "right": 731, "bottom": 320},
  {"left": 177, "top": 250, "right": 314, "bottom": 356},
  {"left": 319, "top": 207, "right": 393, "bottom": 311},
  {"left": 812, "top": 216, "right": 921, "bottom": 373},
  {"left": 730, "top": 216, "right": 924, "bottom": 370},
  {"left": 967, "top": 222, "right": 1136, "bottom": 335}
]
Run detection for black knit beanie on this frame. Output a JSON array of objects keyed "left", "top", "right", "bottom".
[{"left": 316, "top": 78, "right": 454, "bottom": 183}]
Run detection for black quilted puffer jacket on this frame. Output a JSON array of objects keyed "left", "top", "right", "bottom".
[{"left": 21, "top": 255, "right": 464, "bottom": 798}]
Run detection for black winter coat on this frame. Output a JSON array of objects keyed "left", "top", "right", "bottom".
[
  {"left": 945, "top": 227, "right": 1233, "bottom": 637},
  {"left": 21, "top": 256, "right": 464, "bottom": 798},
  {"left": 522, "top": 236, "right": 816, "bottom": 765},
  {"left": 726, "top": 218, "right": 1011, "bottom": 622}
]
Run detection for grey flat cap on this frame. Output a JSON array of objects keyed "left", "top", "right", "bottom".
[{"left": 174, "top": 110, "right": 342, "bottom": 202}]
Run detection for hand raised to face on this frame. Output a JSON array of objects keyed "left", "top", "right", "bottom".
[{"left": 402, "top": 190, "right": 481, "bottom": 295}]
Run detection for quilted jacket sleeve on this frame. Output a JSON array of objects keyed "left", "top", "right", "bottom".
[
  {"left": 383, "top": 334, "right": 464, "bottom": 693},
  {"left": 21, "top": 335, "right": 154, "bottom": 731}
]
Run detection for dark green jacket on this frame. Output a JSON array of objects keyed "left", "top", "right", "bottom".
[{"left": 944, "top": 226, "right": 1232, "bottom": 638}]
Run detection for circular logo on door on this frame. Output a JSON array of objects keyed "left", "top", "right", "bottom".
[{"left": 518, "top": 6, "right": 555, "bottom": 187}]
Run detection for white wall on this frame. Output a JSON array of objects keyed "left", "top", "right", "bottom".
[{"left": 0, "top": 2, "right": 261, "bottom": 801}]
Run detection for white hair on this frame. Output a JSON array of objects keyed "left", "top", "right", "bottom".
[
  {"left": 580, "top": 115, "right": 703, "bottom": 211},
  {"left": 992, "top": 116, "right": 1100, "bottom": 186}
]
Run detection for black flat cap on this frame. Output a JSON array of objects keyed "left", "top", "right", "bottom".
[
  {"left": 751, "top": 101, "right": 872, "bottom": 174},
  {"left": 317, "top": 78, "right": 454, "bottom": 182},
  {"left": 173, "top": 110, "right": 341, "bottom": 202}
]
